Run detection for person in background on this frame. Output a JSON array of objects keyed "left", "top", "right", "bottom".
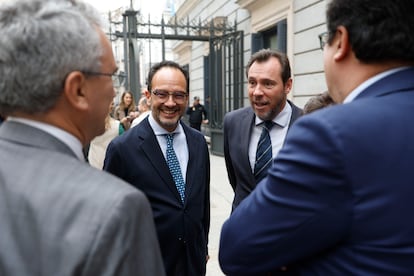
[
  {"left": 131, "top": 96, "right": 151, "bottom": 128},
  {"left": 223, "top": 49, "right": 302, "bottom": 211},
  {"left": 114, "top": 90, "right": 138, "bottom": 130},
  {"left": 0, "top": 0, "right": 164, "bottom": 275},
  {"left": 219, "top": 0, "right": 414, "bottom": 274},
  {"left": 303, "top": 91, "right": 335, "bottom": 114},
  {"left": 104, "top": 60, "right": 210, "bottom": 276},
  {"left": 88, "top": 100, "right": 124, "bottom": 169},
  {"left": 186, "top": 96, "right": 208, "bottom": 131}
]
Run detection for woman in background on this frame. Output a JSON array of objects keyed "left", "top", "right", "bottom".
[
  {"left": 88, "top": 101, "right": 124, "bottom": 169},
  {"left": 114, "top": 91, "right": 138, "bottom": 130}
]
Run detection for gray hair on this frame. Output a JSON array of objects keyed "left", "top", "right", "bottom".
[{"left": 0, "top": 0, "right": 104, "bottom": 115}]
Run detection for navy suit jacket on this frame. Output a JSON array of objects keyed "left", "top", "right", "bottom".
[
  {"left": 219, "top": 67, "right": 414, "bottom": 275},
  {"left": 104, "top": 118, "right": 210, "bottom": 276},
  {"left": 223, "top": 100, "right": 303, "bottom": 210}
]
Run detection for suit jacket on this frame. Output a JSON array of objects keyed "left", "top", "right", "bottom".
[
  {"left": 0, "top": 121, "right": 164, "bottom": 276},
  {"left": 104, "top": 118, "right": 210, "bottom": 276},
  {"left": 219, "top": 67, "right": 414, "bottom": 275},
  {"left": 223, "top": 100, "right": 303, "bottom": 209}
]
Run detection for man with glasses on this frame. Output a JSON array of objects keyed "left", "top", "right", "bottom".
[
  {"left": 104, "top": 60, "right": 210, "bottom": 276},
  {"left": 0, "top": 0, "right": 164, "bottom": 275},
  {"left": 219, "top": 0, "right": 414, "bottom": 274}
]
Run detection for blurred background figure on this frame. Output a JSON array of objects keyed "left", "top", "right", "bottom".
[
  {"left": 303, "top": 91, "right": 335, "bottom": 114},
  {"left": 186, "top": 96, "right": 208, "bottom": 131},
  {"left": 131, "top": 96, "right": 151, "bottom": 128},
  {"left": 114, "top": 91, "right": 138, "bottom": 130},
  {"left": 88, "top": 100, "right": 124, "bottom": 169}
]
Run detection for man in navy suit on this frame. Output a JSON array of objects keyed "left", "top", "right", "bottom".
[
  {"left": 104, "top": 61, "right": 210, "bottom": 276},
  {"left": 224, "top": 49, "right": 302, "bottom": 211},
  {"left": 219, "top": 0, "right": 414, "bottom": 274}
]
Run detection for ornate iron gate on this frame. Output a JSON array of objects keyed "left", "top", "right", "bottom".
[
  {"left": 208, "top": 31, "right": 244, "bottom": 155},
  {"left": 111, "top": 10, "right": 244, "bottom": 155}
]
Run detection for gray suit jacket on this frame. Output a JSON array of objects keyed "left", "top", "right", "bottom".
[
  {"left": 223, "top": 100, "right": 303, "bottom": 210},
  {"left": 0, "top": 121, "right": 165, "bottom": 276}
]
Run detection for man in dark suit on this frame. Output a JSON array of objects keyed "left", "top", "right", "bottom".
[
  {"left": 224, "top": 49, "right": 302, "bottom": 210},
  {"left": 219, "top": 0, "right": 414, "bottom": 274},
  {"left": 104, "top": 61, "right": 210, "bottom": 276},
  {"left": 0, "top": 0, "right": 164, "bottom": 275}
]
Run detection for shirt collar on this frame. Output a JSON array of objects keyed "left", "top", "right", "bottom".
[
  {"left": 7, "top": 117, "right": 84, "bottom": 160},
  {"left": 148, "top": 113, "right": 183, "bottom": 135}
]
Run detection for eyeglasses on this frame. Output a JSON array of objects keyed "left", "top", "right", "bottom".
[
  {"left": 318, "top": 31, "right": 329, "bottom": 50},
  {"left": 81, "top": 70, "right": 119, "bottom": 82},
  {"left": 152, "top": 89, "right": 188, "bottom": 104}
]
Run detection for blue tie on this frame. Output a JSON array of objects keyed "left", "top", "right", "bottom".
[
  {"left": 254, "top": 121, "right": 274, "bottom": 183},
  {"left": 165, "top": 134, "right": 185, "bottom": 202}
]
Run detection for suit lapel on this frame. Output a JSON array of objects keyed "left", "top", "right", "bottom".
[
  {"left": 240, "top": 108, "right": 256, "bottom": 181},
  {"left": 288, "top": 100, "right": 303, "bottom": 128},
  {"left": 181, "top": 122, "right": 201, "bottom": 203}
]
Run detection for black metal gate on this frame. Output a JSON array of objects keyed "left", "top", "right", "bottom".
[
  {"left": 110, "top": 10, "right": 244, "bottom": 155},
  {"left": 208, "top": 31, "right": 244, "bottom": 155}
]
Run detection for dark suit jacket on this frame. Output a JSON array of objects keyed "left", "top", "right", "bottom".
[
  {"left": 223, "top": 100, "right": 303, "bottom": 209},
  {"left": 0, "top": 121, "right": 164, "bottom": 276},
  {"left": 219, "top": 67, "right": 414, "bottom": 275},
  {"left": 104, "top": 118, "right": 210, "bottom": 276}
]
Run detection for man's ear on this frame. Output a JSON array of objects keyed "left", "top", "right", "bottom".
[
  {"left": 144, "top": 89, "right": 151, "bottom": 100},
  {"left": 284, "top": 78, "right": 293, "bottom": 94},
  {"left": 333, "top": 26, "right": 351, "bottom": 61},
  {"left": 63, "top": 71, "right": 89, "bottom": 111}
]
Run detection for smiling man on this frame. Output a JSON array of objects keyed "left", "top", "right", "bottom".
[
  {"left": 223, "top": 49, "right": 302, "bottom": 211},
  {"left": 104, "top": 60, "right": 210, "bottom": 276}
]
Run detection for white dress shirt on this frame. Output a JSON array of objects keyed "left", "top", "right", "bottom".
[
  {"left": 148, "top": 114, "right": 189, "bottom": 179},
  {"left": 248, "top": 102, "right": 292, "bottom": 171}
]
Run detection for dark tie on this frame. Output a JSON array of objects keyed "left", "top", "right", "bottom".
[
  {"left": 254, "top": 121, "right": 274, "bottom": 183},
  {"left": 165, "top": 134, "right": 185, "bottom": 202}
]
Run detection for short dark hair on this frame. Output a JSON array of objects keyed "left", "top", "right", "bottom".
[
  {"left": 246, "top": 49, "right": 291, "bottom": 85},
  {"left": 146, "top": 60, "right": 189, "bottom": 92},
  {"left": 326, "top": 0, "right": 414, "bottom": 63}
]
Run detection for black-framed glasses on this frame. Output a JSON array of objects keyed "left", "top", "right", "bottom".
[
  {"left": 318, "top": 31, "right": 329, "bottom": 50},
  {"left": 152, "top": 89, "right": 188, "bottom": 104}
]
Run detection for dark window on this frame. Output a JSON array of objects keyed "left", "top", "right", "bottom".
[{"left": 251, "top": 19, "right": 287, "bottom": 54}]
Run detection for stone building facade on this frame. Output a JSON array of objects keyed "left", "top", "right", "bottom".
[{"left": 172, "top": 0, "right": 328, "bottom": 108}]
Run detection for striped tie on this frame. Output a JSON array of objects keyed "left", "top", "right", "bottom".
[
  {"left": 254, "top": 121, "right": 274, "bottom": 183},
  {"left": 165, "top": 134, "right": 185, "bottom": 202}
]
